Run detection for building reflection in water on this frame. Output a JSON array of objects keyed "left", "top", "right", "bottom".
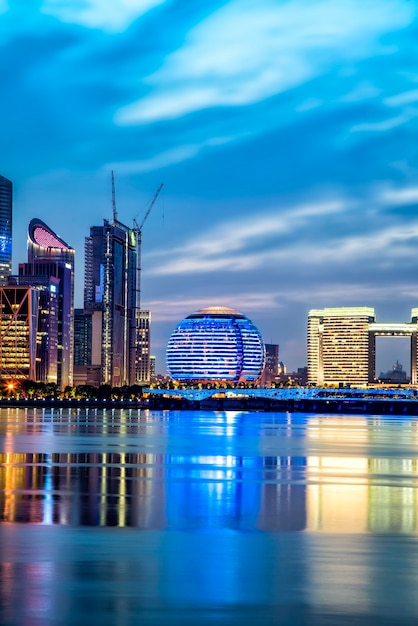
[{"left": 1, "top": 410, "right": 418, "bottom": 533}]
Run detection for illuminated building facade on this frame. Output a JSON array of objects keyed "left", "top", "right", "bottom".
[
  {"left": 9, "top": 274, "right": 59, "bottom": 384},
  {"left": 136, "top": 310, "right": 151, "bottom": 384},
  {"left": 0, "top": 175, "right": 12, "bottom": 286},
  {"left": 0, "top": 286, "right": 38, "bottom": 381},
  {"left": 308, "top": 307, "right": 418, "bottom": 386},
  {"left": 167, "top": 306, "right": 265, "bottom": 383},
  {"left": 25, "top": 219, "right": 75, "bottom": 387},
  {"left": 84, "top": 219, "right": 140, "bottom": 386}
]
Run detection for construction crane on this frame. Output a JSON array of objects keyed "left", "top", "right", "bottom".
[
  {"left": 133, "top": 183, "right": 164, "bottom": 312},
  {"left": 111, "top": 170, "right": 118, "bottom": 224},
  {"left": 133, "top": 183, "right": 164, "bottom": 232}
]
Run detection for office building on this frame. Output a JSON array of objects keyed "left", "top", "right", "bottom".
[
  {"left": 136, "top": 310, "right": 151, "bottom": 385},
  {"left": 74, "top": 308, "right": 92, "bottom": 367},
  {"left": 264, "top": 344, "right": 279, "bottom": 375},
  {"left": 166, "top": 306, "right": 265, "bottom": 383},
  {"left": 150, "top": 355, "right": 156, "bottom": 380},
  {"left": 24, "top": 219, "right": 75, "bottom": 387},
  {"left": 9, "top": 274, "right": 59, "bottom": 384},
  {"left": 0, "top": 286, "right": 38, "bottom": 381},
  {"left": 84, "top": 218, "right": 141, "bottom": 387},
  {"left": 0, "top": 175, "right": 12, "bottom": 286},
  {"left": 308, "top": 307, "right": 418, "bottom": 387},
  {"left": 308, "top": 307, "right": 375, "bottom": 386}
]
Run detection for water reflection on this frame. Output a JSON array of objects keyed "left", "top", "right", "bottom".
[{"left": 1, "top": 409, "right": 418, "bottom": 533}]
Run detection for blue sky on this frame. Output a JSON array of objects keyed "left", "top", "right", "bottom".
[{"left": 2, "top": 0, "right": 418, "bottom": 374}]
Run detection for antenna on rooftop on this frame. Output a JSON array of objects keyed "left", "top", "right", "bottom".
[{"left": 111, "top": 170, "right": 118, "bottom": 224}]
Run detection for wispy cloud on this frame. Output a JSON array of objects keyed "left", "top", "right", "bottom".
[
  {"left": 350, "top": 110, "right": 417, "bottom": 133},
  {"left": 116, "top": 0, "right": 414, "bottom": 124},
  {"left": 384, "top": 89, "right": 418, "bottom": 107},
  {"left": 41, "top": 0, "right": 167, "bottom": 32},
  {"left": 147, "top": 199, "right": 346, "bottom": 275},
  {"left": 144, "top": 292, "right": 282, "bottom": 323},
  {"left": 379, "top": 186, "right": 418, "bottom": 205}
]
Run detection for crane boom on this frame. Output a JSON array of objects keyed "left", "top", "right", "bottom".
[
  {"left": 135, "top": 183, "right": 164, "bottom": 231},
  {"left": 111, "top": 170, "right": 118, "bottom": 223}
]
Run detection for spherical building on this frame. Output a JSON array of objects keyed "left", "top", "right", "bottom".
[{"left": 166, "top": 306, "right": 265, "bottom": 383}]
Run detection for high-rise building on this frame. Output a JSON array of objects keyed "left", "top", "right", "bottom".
[
  {"left": 8, "top": 274, "right": 59, "bottom": 384},
  {"left": 308, "top": 307, "right": 376, "bottom": 386},
  {"left": 0, "top": 175, "right": 12, "bottom": 286},
  {"left": 264, "top": 343, "right": 279, "bottom": 375},
  {"left": 24, "top": 219, "right": 75, "bottom": 387},
  {"left": 261, "top": 343, "right": 279, "bottom": 385},
  {"left": 84, "top": 218, "right": 141, "bottom": 387},
  {"left": 74, "top": 308, "right": 92, "bottom": 367},
  {"left": 150, "top": 355, "right": 156, "bottom": 380},
  {"left": 0, "top": 286, "right": 38, "bottom": 381},
  {"left": 136, "top": 310, "right": 151, "bottom": 385}
]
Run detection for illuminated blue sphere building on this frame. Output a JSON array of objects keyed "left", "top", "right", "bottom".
[{"left": 166, "top": 306, "right": 265, "bottom": 383}]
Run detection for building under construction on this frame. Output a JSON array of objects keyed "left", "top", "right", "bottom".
[{"left": 83, "top": 177, "right": 161, "bottom": 387}]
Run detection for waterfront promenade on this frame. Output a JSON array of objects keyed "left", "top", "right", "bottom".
[{"left": 1, "top": 386, "right": 417, "bottom": 415}]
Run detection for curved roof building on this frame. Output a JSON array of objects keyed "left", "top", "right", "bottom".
[
  {"left": 23, "top": 219, "right": 75, "bottom": 388},
  {"left": 166, "top": 306, "right": 265, "bottom": 383},
  {"left": 28, "top": 218, "right": 74, "bottom": 265}
]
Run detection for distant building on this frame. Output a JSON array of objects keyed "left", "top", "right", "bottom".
[
  {"left": 261, "top": 343, "right": 279, "bottom": 384},
  {"left": 265, "top": 344, "right": 279, "bottom": 375},
  {"left": 0, "top": 286, "right": 38, "bottom": 382},
  {"left": 150, "top": 355, "right": 156, "bottom": 380},
  {"left": 84, "top": 218, "right": 141, "bottom": 387},
  {"left": 379, "top": 360, "right": 409, "bottom": 384},
  {"left": 0, "top": 175, "right": 12, "bottom": 286}
]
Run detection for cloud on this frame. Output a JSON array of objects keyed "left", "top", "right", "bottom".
[
  {"left": 41, "top": 0, "right": 167, "bottom": 32},
  {"left": 116, "top": 0, "right": 414, "bottom": 125},
  {"left": 147, "top": 199, "right": 346, "bottom": 275},
  {"left": 104, "top": 134, "right": 246, "bottom": 174},
  {"left": 350, "top": 110, "right": 417, "bottom": 133},
  {"left": 379, "top": 186, "right": 418, "bottom": 205},
  {"left": 384, "top": 89, "right": 418, "bottom": 107},
  {"left": 144, "top": 292, "right": 282, "bottom": 323}
]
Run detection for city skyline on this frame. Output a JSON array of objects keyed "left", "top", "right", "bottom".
[{"left": 2, "top": 1, "right": 418, "bottom": 374}]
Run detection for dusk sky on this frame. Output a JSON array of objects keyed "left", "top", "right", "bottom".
[{"left": 2, "top": 0, "right": 418, "bottom": 375}]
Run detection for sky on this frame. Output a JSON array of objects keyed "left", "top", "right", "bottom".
[{"left": 1, "top": 0, "right": 418, "bottom": 375}]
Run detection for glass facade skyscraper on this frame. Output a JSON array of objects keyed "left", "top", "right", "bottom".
[
  {"left": 84, "top": 218, "right": 141, "bottom": 387},
  {"left": 25, "top": 219, "right": 75, "bottom": 388},
  {"left": 0, "top": 175, "right": 12, "bottom": 286}
]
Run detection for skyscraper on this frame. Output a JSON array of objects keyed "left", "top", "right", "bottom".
[
  {"left": 0, "top": 175, "right": 12, "bottom": 286},
  {"left": 308, "top": 307, "right": 376, "bottom": 386},
  {"left": 0, "top": 286, "right": 38, "bottom": 381},
  {"left": 84, "top": 218, "right": 141, "bottom": 387},
  {"left": 136, "top": 310, "right": 151, "bottom": 385},
  {"left": 8, "top": 273, "right": 59, "bottom": 384},
  {"left": 23, "top": 218, "right": 75, "bottom": 388}
]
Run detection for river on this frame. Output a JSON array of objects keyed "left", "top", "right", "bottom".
[{"left": 1, "top": 407, "right": 418, "bottom": 625}]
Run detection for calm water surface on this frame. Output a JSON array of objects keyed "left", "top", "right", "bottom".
[{"left": 1, "top": 407, "right": 418, "bottom": 625}]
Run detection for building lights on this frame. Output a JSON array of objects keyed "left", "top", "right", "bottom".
[{"left": 167, "top": 306, "right": 265, "bottom": 383}]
